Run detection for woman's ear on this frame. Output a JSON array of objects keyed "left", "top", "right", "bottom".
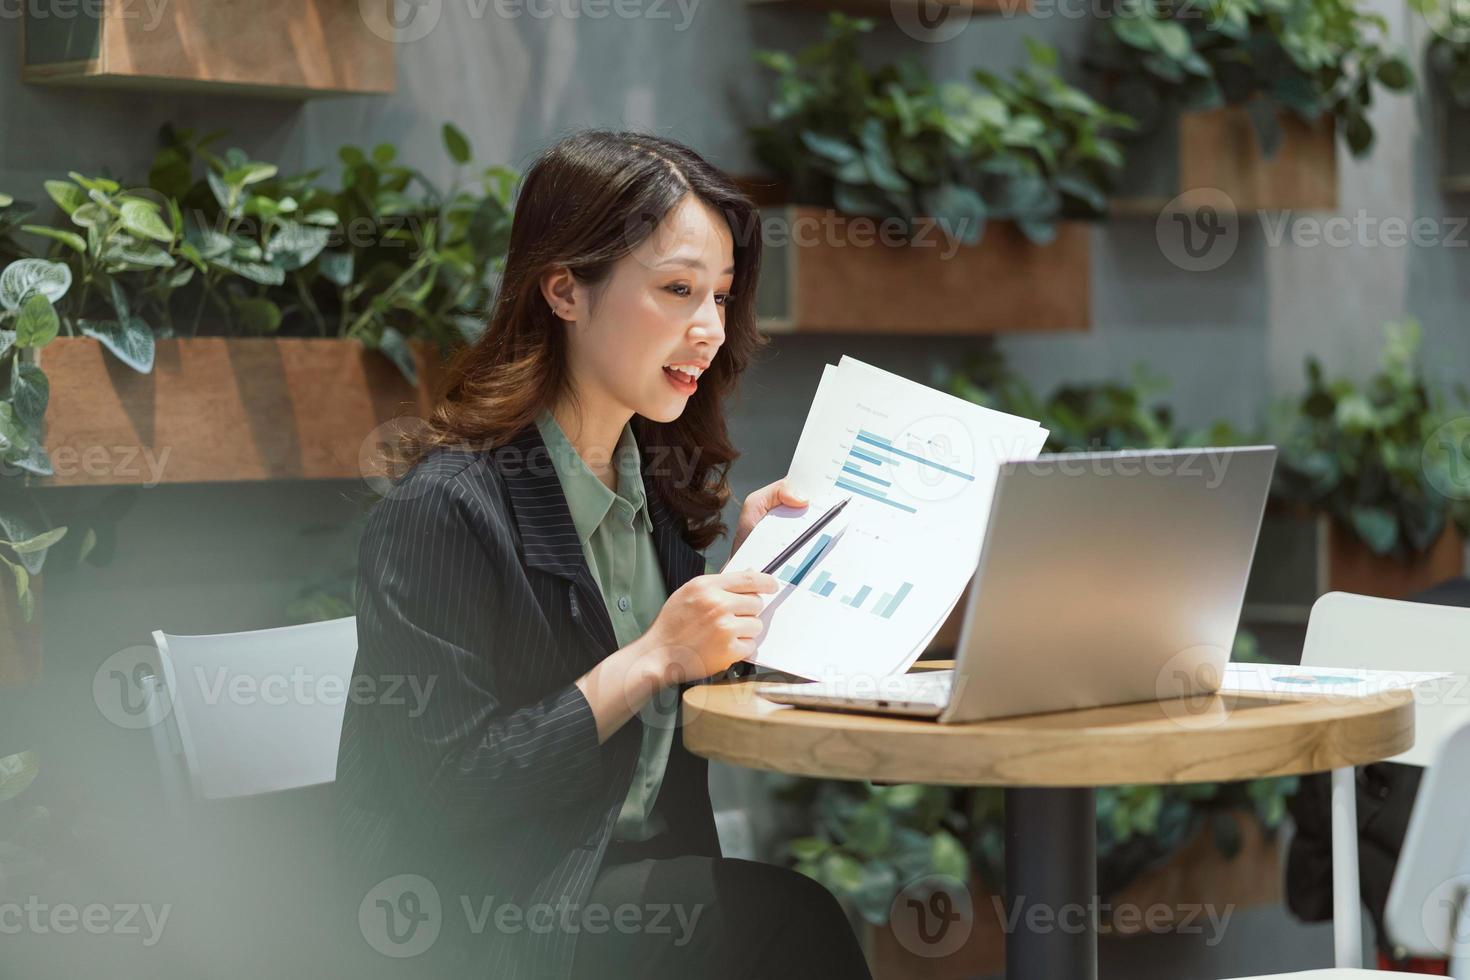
[{"left": 540, "top": 268, "right": 578, "bottom": 321}]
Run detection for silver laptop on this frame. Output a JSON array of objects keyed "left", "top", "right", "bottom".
[{"left": 760, "top": 446, "right": 1277, "bottom": 722}]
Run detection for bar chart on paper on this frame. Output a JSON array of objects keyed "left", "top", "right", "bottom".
[
  {"left": 829, "top": 424, "right": 977, "bottom": 519},
  {"left": 776, "top": 530, "right": 917, "bottom": 620}
]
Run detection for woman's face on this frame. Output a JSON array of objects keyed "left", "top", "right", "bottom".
[{"left": 551, "top": 193, "right": 735, "bottom": 425}]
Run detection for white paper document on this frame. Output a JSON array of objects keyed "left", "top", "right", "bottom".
[
  {"left": 1221, "top": 662, "right": 1454, "bottom": 698},
  {"left": 723, "top": 357, "right": 1048, "bottom": 681}
]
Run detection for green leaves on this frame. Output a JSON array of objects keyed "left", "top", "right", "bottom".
[
  {"left": 1095, "top": 0, "right": 1414, "bottom": 159},
  {"left": 443, "top": 123, "right": 473, "bottom": 165},
  {"left": 78, "top": 318, "right": 156, "bottom": 373},
  {"left": 1267, "top": 318, "right": 1469, "bottom": 558},
  {"left": 14, "top": 294, "right": 59, "bottom": 348},
  {"left": 118, "top": 199, "right": 175, "bottom": 244},
  {"left": 10, "top": 360, "right": 49, "bottom": 428},
  {"left": 0, "top": 118, "right": 518, "bottom": 457},
  {"left": 751, "top": 16, "right": 1132, "bottom": 243},
  {"left": 0, "top": 259, "right": 72, "bottom": 310},
  {"left": 0, "top": 751, "right": 39, "bottom": 802}
]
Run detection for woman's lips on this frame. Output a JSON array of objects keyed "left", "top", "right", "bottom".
[{"left": 663, "top": 365, "right": 698, "bottom": 395}]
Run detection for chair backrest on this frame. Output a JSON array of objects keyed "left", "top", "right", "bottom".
[
  {"left": 151, "top": 616, "right": 359, "bottom": 800},
  {"left": 1383, "top": 714, "right": 1470, "bottom": 965},
  {"left": 1301, "top": 591, "right": 1470, "bottom": 766}
]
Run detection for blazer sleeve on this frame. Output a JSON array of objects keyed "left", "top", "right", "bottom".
[{"left": 354, "top": 468, "right": 604, "bottom": 827}]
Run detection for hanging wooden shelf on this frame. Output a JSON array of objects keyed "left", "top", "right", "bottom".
[
  {"left": 754, "top": 204, "right": 1091, "bottom": 334},
  {"left": 1111, "top": 105, "right": 1338, "bottom": 215},
  {"left": 22, "top": 0, "right": 396, "bottom": 98},
  {"left": 30, "top": 337, "right": 449, "bottom": 488}
]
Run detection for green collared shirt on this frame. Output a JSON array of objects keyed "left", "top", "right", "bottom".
[{"left": 534, "top": 408, "right": 676, "bottom": 843}]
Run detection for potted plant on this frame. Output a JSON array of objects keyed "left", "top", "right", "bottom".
[
  {"left": 1090, "top": 0, "right": 1415, "bottom": 211},
  {"left": 0, "top": 123, "right": 516, "bottom": 676},
  {"left": 1262, "top": 319, "right": 1469, "bottom": 604},
  {"left": 5, "top": 121, "right": 515, "bottom": 488},
  {"left": 745, "top": 13, "right": 1133, "bottom": 333}
]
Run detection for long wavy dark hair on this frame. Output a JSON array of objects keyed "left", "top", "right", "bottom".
[{"left": 389, "top": 128, "right": 766, "bottom": 551}]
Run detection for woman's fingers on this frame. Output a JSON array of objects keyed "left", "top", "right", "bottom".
[
  {"left": 714, "top": 569, "right": 780, "bottom": 595},
  {"left": 773, "top": 481, "right": 809, "bottom": 508}
]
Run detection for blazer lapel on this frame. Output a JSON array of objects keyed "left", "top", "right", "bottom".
[
  {"left": 493, "top": 423, "right": 707, "bottom": 661},
  {"left": 494, "top": 425, "right": 618, "bottom": 658}
]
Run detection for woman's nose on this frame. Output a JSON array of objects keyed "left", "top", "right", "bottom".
[{"left": 690, "top": 294, "right": 725, "bottom": 346}]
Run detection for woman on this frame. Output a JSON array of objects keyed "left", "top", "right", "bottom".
[{"left": 336, "top": 130, "right": 872, "bottom": 980}]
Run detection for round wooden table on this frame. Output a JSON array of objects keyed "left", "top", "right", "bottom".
[{"left": 682, "top": 665, "right": 1415, "bottom": 980}]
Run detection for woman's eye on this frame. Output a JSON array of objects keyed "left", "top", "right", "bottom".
[{"left": 664, "top": 284, "right": 731, "bottom": 305}]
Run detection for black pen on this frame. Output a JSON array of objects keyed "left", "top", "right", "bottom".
[
  {"left": 726, "top": 495, "right": 851, "bottom": 682},
  {"left": 760, "top": 496, "right": 851, "bottom": 575}
]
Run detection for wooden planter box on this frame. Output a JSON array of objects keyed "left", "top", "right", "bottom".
[
  {"left": 866, "top": 811, "right": 1279, "bottom": 978},
  {"left": 757, "top": 205, "right": 1091, "bottom": 334},
  {"left": 1243, "top": 506, "right": 1466, "bottom": 623},
  {"left": 0, "top": 576, "right": 42, "bottom": 689},
  {"left": 23, "top": 0, "right": 396, "bottom": 98},
  {"left": 1112, "top": 106, "right": 1338, "bottom": 214},
  {"left": 30, "top": 337, "right": 450, "bottom": 488}
]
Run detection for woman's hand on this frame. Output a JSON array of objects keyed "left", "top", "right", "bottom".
[
  {"left": 575, "top": 569, "right": 779, "bottom": 742},
  {"left": 644, "top": 569, "right": 780, "bottom": 682},
  {"left": 730, "top": 479, "right": 809, "bottom": 554}
]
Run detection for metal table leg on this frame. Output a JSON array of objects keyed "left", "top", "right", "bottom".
[{"left": 1004, "top": 786, "right": 1097, "bottom": 980}]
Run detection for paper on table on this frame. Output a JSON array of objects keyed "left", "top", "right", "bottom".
[
  {"left": 1222, "top": 663, "right": 1469, "bottom": 767},
  {"left": 1221, "top": 663, "right": 1452, "bottom": 698},
  {"left": 723, "top": 358, "right": 1047, "bottom": 680}
]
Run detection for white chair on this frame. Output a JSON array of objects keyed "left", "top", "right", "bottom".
[
  {"left": 145, "top": 616, "right": 359, "bottom": 800},
  {"left": 1230, "top": 713, "right": 1470, "bottom": 978},
  {"left": 1229, "top": 591, "right": 1470, "bottom": 979}
]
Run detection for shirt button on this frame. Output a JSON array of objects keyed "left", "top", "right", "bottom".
[{"left": 617, "top": 595, "right": 631, "bottom": 612}]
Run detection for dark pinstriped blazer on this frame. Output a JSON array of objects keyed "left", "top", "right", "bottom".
[{"left": 336, "top": 422, "right": 721, "bottom": 979}]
